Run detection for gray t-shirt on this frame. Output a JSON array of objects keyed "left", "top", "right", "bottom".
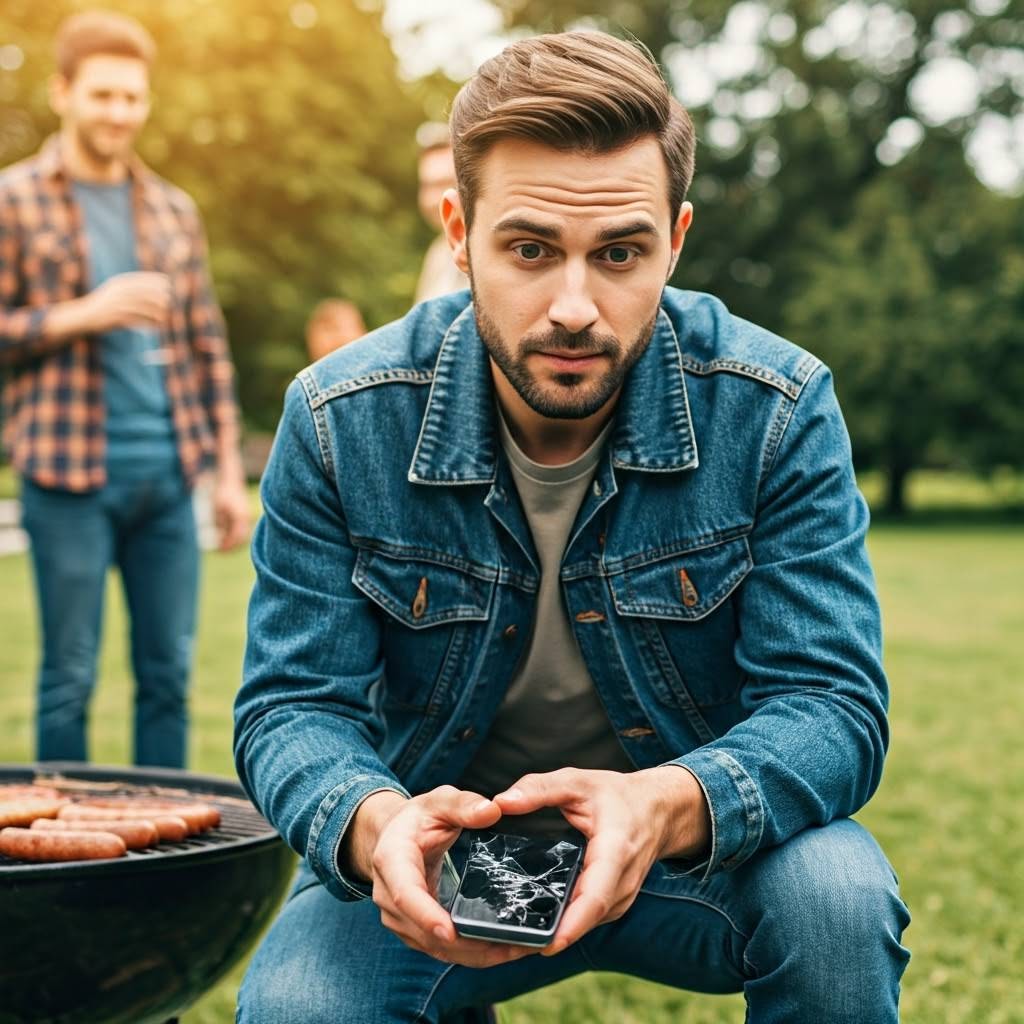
[{"left": 458, "top": 413, "right": 634, "bottom": 834}]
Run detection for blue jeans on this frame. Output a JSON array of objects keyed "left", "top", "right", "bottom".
[
  {"left": 237, "top": 819, "right": 910, "bottom": 1023},
  {"left": 21, "top": 474, "right": 199, "bottom": 767}
]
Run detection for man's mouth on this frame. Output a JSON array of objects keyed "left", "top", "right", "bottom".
[{"left": 535, "top": 350, "right": 607, "bottom": 372}]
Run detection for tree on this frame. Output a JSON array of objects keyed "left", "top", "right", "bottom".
[
  {"left": 0, "top": 0, "right": 432, "bottom": 428},
  {"left": 491, "top": 0, "right": 1024, "bottom": 510}
]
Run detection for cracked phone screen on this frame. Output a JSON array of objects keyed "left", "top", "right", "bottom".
[{"left": 453, "top": 833, "right": 583, "bottom": 931}]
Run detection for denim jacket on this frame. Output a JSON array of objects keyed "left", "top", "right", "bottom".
[{"left": 235, "top": 287, "right": 888, "bottom": 903}]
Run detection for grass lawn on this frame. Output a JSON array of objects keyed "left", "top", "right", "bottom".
[{"left": 0, "top": 475, "right": 1021, "bottom": 1023}]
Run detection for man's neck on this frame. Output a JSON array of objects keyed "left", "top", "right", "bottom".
[
  {"left": 493, "top": 369, "right": 617, "bottom": 466},
  {"left": 60, "top": 128, "right": 130, "bottom": 184}
]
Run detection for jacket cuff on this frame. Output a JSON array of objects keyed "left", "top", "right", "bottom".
[
  {"left": 306, "top": 774, "right": 410, "bottom": 902},
  {"left": 669, "top": 748, "right": 765, "bottom": 880}
]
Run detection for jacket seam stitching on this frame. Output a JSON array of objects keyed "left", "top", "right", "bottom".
[
  {"left": 307, "top": 369, "right": 433, "bottom": 409},
  {"left": 681, "top": 356, "right": 804, "bottom": 399}
]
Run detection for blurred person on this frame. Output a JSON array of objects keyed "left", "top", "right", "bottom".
[
  {"left": 414, "top": 121, "right": 469, "bottom": 302},
  {"left": 305, "top": 298, "right": 366, "bottom": 363},
  {"left": 0, "top": 11, "right": 249, "bottom": 768},
  {"left": 235, "top": 31, "right": 909, "bottom": 1024}
]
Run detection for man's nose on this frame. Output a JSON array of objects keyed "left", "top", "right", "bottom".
[{"left": 548, "top": 262, "right": 599, "bottom": 336}]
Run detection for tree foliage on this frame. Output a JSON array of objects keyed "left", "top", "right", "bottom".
[
  {"left": 496, "top": 0, "right": 1024, "bottom": 510},
  {"left": 0, "top": 0, "right": 431, "bottom": 428}
]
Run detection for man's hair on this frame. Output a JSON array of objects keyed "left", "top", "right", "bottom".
[
  {"left": 449, "top": 31, "right": 695, "bottom": 228},
  {"left": 55, "top": 10, "right": 156, "bottom": 81}
]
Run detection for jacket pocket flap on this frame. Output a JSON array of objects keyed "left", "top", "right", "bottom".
[
  {"left": 353, "top": 549, "right": 495, "bottom": 629},
  {"left": 609, "top": 536, "right": 752, "bottom": 622}
]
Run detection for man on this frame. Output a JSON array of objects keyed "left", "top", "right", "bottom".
[
  {"left": 0, "top": 11, "right": 249, "bottom": 768},
  {"left": 236, "top": 31, "right": 910, "bottom": 1023},
  {"left": 414, "top": 121, "right": 470, "bottom": 302},
  {"left": 304, "top": 297, "right": 366, "bottom": 363}
]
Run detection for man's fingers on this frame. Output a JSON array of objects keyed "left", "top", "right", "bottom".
[
  {"left": 544, "top": 850, "right": 625, "bottom": 955},
  {"left": 424, "top": 785, "right": 501, "bottom": 830},
  {"left": 493, "top": 770, "right": 584, "bottom": 815}
]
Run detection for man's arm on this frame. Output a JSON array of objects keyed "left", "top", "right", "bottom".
[
  {"left": 671, "top": 363, "right": 888, "bottom": 878},
  {"left": 0, "top": 193, "right": 169, "bottom": 367},
  {"left": 234, "top": 378, "right": 404, "bottom": 900},
  {"left": 182, "top": 205, "right": 248, "bottom": 548}
]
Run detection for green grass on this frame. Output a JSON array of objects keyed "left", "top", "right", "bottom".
[{"left": 0, "top": 477, "right": 1022, "bottom": 1023}]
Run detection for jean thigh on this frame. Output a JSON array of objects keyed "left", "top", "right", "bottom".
[
  {"left": 237, "top": 863, "right": 450, "bottom": 1024},
  {"left": 20, "top": 480, "right": 112, "bottom": 662}
]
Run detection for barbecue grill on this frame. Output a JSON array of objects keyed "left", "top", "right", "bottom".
[{"left": 0, "top": 762, "right": 295, "bottom": 1024}]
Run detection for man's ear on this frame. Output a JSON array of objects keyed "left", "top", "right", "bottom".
[
  {"left": 48, "top": 74, "right": 69, "bottom": 119},
  {"left": 441, "top": 188, "right": 470, "bottom": 274},
  {"left": 667, "top": 201, "right": 694, "bottom": 280}
]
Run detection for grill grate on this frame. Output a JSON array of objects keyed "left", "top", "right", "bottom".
[{"left": 0, "top": 769, "right": 279, "bottom": 871}]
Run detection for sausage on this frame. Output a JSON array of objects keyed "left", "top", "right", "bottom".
[
  {"left": 0, "top": 785, "right": 62, "bottom": 802},
  {"left": 57, "top": 806, "right": 191, "bottom": 842},
  {"left": 30, "top": 818, "right": 158, "bottom": 850},
  {"left": 73, "top": 800, "right": 219, "bottom": 833},
  {"left": 0, "top": 799, "right": 68, "bottom": 828},
  {"left": 0, "top": 826, "right": 126, "bottom": 862}
]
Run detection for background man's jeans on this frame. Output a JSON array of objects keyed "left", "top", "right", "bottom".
[
  {"left": 237, "top": 819, "right": 910, "bottom": 1024},
  {"left": 21, "top": 474, "right": 199, "bottom": 767}
]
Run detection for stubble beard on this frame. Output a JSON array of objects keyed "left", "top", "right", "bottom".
[
  {"left": 75, "top": 122, "right": 135, "bottom": 167},
  {"left": 473, "top": 291, "right": 657, "bottom": 421}
]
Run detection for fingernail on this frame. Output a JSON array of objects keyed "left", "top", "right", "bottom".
[
  {"left": 434, "top": 925, "right": 448, "bottom": 941},
  {"left": 472, "top": 799, "right": 492, "bottom": 813},
  {"left": 502, "top": 788, "right": 524, "bottom": 802}
]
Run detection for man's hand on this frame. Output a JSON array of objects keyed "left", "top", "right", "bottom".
[
  {"left": 82, "top": 272, "right": 172, "bottom": 333},
  {"left": 349, "top": 786, "right": 538, "bottom": 967},
  {"left": 212, "top": 472, "right": 250, "bottom": 551},
  {"left": 493, "top": 765, "right": 711, "bottom": 956}
]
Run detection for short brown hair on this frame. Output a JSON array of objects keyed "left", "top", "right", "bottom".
[
  {"left": 450, "top": 31, "right": 695, "bottom": 228},
  {"left": 55, "top": 10, "right": 156, "bottom": 81}
]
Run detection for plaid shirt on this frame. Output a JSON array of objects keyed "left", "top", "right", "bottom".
[{"left": 0, "top": 136, "right": 239, "bottom": 492}]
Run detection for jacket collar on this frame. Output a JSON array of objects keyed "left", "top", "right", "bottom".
[{"left": 408, "top": 294, "right": 699, "bottom": 485}]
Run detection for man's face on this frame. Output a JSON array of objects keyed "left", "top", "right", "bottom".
[
  {"left": 418, "top": 146, "right": 457, "bottom": 231},
  {"left": 443, "top": 136, "right": 691, "bottom": 421},
  {"left": 51, "top": 55, "right": 150, "bottom": 165}
]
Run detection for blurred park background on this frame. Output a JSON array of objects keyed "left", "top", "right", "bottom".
[{"left": 1, "top": 0, "right": 1022, "bottom": 1021}]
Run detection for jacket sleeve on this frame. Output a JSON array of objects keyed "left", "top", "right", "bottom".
[
  {"left": 673, "top": 364, "right": 889, "bottom": 878},
  {"left": 234, "top": 378, "right": 407, "bottom": 901}
]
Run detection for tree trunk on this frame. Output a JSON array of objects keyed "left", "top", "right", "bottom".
[{"left": 884, "top": 459, "right": 911, "bottom": 516}]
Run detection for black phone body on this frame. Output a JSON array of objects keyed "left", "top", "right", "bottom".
[{"left": 450, "top": 831, "right": 586, "bottom": 947}]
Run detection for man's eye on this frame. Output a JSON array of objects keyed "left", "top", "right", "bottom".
[
  {"left": 513, "top": 243, "right": 546, "bottom": 261},
  {"left": 602, "top": 246, "right": 637, "bottom": 266}
]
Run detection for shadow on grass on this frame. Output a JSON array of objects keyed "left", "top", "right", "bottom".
[{"left": 869, "top": 504, "right": 1024, "bottom": 529}]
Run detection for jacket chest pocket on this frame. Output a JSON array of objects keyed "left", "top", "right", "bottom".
[
  {"left": 352, "top": 549, "right": 495, "bottom": 716},
  {"left": 608, "top": 535, "right": 752, "bottom": 712}
]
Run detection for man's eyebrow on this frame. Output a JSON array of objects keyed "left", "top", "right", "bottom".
[
  {"left": 596, "top": 220, "right": 659, "bottom": 242},
  {"left": 492, "top": 217, "right": 560, "bottom": 239}
]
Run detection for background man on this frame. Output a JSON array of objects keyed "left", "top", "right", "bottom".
[
  {"left": 236, "top": 31, "right": 909, "bottom": 1023},
  {"left": 0, "top": 11, "right": 249, "bottom": 767},
  {"left": 414, "top": 120, "right": 470, "bottom": 302},
  {"left": 304, "top": 298, "right": 366, "bottom": 363}
]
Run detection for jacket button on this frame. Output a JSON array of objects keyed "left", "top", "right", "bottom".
[
  {"left": 503, "top": 624, "right": 518, "bottom": 639},
  {"left": 411, "top": 577, "right": 429, "bottom": 619},
  {"left": 459, "top": 726, "right": 476, "bottom": 741}
]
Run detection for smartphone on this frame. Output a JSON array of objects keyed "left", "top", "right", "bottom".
[{"left": 450, "top": 831, "right": 586, "bottom": 947}]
